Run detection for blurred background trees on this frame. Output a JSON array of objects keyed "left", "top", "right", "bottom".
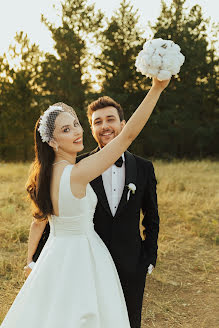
[
  {"left": 0, "top": 0, "right": 218, "bottom": 160},
  {"left": 142, "top": 0, "right": 219, "bottom": 158},
  {"left": 0, "top": 32, "right": 43, "bottom": 160}
]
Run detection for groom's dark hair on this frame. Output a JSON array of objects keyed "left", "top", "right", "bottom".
[{"left": 87, "top": 96, "right": 124, "bottom": 124}]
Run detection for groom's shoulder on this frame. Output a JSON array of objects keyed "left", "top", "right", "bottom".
[{"left": 131, "top": 152, "right": 154, "bottom": 170}]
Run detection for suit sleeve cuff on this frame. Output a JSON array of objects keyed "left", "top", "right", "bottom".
[{"left": 147, "top": 264, "right": 154, "bottom": 274}]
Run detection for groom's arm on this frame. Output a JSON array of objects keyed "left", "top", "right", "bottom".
[
  {"left": 141, "top": 161, "right": 160, "bottom": 268},
  {"left": 32, "top": 222, "right": 50, "bottom": 262},
  {"left": 24, "top": 219, "right": 49, "bottom": 276}
]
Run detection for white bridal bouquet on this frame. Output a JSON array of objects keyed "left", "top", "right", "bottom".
[{"left": 135, "top": 38, "right": 185, "bottom": 80}]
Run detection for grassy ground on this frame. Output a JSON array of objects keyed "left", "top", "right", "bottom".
[{"left": 0, "top": 161, "right": 218, "bottom": 327}]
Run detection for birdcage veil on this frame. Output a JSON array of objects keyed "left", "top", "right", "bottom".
[
  {"left": 52, "top": 102, "right": 77, "bottom": 117},
  {"left": 38, "top": 103, "right": 77, "bottom": 143}
]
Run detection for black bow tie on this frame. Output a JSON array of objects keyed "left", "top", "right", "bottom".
[{"left": 114, "top": 156, "right": 123, "bottom": 167}]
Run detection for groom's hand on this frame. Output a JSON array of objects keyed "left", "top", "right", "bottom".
[
  {"left": 147, "top": 264, "right": 154, "bottom": 275},
  {"left": 23, "top": 265, "right": 32, "bottom": 278},
  {"left": 23, "top": 261, "right": 35, "bottom": 278}
]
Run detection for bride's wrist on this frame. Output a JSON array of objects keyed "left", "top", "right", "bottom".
[
  {"left": 149, "top": 85, "right": 163, "bottom": 97},
  {"left": 151, "top": 84, "right": 163, "bottom": 93}
]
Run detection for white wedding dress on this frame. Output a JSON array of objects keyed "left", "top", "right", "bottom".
[{"left": 1, "top": 165, "right": 130, "bottom": 328}]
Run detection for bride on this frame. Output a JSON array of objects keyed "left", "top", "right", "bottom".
[{"left": 1, "top": 77, "right": 170, "bottom": 328}]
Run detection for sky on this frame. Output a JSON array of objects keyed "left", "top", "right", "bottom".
[{"left": 0, "top": 0, "right": 218, "bottom": 56}]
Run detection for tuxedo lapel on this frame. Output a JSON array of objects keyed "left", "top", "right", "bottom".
[
  {"left": 114, "top": 151, "right": 137, "bottom": 218},
  {"left": 90, "top": 175, "right": 112, "bottom": 216},
  {"left": 89, "top": 147, "right": 112, "bottom": 217}
]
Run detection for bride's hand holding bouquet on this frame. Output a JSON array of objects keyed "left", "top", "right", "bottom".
[{"left": 152, "top": 76, "right": 171, "bottom": 92}]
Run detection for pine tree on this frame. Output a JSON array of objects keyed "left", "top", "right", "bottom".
[
  {"left": 142, "top": 0, "right": 219, "bottom": 157},
  {"left": 96, "top": 0, "right": 146, "bottom": 110},
  {"left": 0, "top": 32, "right": 43, "bottom": 160},
  {"left": 39, "top": 0, "right": 103, "bottom": 119}
]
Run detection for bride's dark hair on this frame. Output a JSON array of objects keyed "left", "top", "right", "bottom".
[
  {"left": 26, "top": 118, "right": 56, "bottom": 220},
  {"left": 26, "top": 102, "right": 76, "bottom": 220}
]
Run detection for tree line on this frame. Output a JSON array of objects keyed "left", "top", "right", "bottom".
[{"left": 0, "top": 0, "right": 218, "bottom": 161}]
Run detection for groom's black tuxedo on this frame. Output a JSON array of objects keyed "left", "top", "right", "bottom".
[{"left": 33, "top": 148, "right": 159, "bottom": 328}]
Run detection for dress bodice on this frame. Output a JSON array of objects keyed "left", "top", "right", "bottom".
[{"left": 49, "top": 165, "right": 97, "bottom": 236}]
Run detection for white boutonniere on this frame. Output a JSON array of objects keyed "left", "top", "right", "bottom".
[{"left": 127, "top": 183, "right": 136, "bottom": 201}]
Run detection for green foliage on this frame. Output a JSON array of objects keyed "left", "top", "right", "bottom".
[
  {"left": 0, "top": 0, "right": 218, "bottom": 160},
  {"left": 96, "top": 0, "right": 146, "bottom": 107},
  {"left": 0, "top": 32, "right": 43, "bottom": 160},
  {"left": 37, "top": 0, "right": 104, "bottom": 150},
  {"left": 90, "top": 0, "right": 152, "bottom": 155},
  {"left": 38, "top": 0, "right": 103, "bottom": 111},
  {"left": 142, "top": 0, "right": 219, "bottom": 158}
]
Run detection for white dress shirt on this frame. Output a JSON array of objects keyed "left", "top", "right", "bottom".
[{"left": 102, "top": 153, "right": 125, "bottom": 217}]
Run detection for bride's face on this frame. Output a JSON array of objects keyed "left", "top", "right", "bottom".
[{"left": 52, "top": 112, "right": 84, "bottom": 153}]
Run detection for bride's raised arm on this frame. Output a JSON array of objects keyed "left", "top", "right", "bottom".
[{"left": 72, "top": 77, "right": 170, "bottom": 184}]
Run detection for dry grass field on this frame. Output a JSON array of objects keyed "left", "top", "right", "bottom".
[{"left": 0, "top": 161, "right": 218, "bottom": 327}]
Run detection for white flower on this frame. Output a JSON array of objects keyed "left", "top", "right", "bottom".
[
  {"left": 151, "top": 38, "right": 164, "bottom": 49},
  {"left": 151, "top": 54, "right": 162, "bottom": 67},
  {"left": 38, "top": 105, "right": 63, "bottom": 143},
  {"left": 157, "top": 70, "right": 172, "bottom": 81},
  {"left": 143, "top": 40, "right": 152, "bottom": 51},
  {"left": 127, "top": 183, "right": 136, "bottom": 201},
  {"left": 135, "top": 38, "right": 185, "bottom": 80},
  {"left": 155, "top": 47, "right": 166, "bottom": 56},
  {"left": 172, "top": 43, "right": 181, "bottom": 52},
  {"left": 178, "top": 53, "right": 185, "bottom": 65},
  {"left": 166, "top": 40, "right": 174, "bottom": 48},
  {"left": 128, "top": 183, "right": 136, "bottom": 193},
  {"left": 137, "top": 50, "right": 145, "bottom": 59},
  {"left": 147, "top": 67, "right": 159, "bottom": 77},
  {"left": 162, "top": 55, "right": 178, "bottom": 70},
  {"left": 143, "top": 44, "right": 154, "bottom": 57}
]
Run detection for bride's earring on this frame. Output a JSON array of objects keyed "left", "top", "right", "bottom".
[{"left": 56, "top": 145, "right": 59, "bottom": 152}]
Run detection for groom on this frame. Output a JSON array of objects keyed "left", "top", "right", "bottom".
[{"left": 32, "top": 96, "right": 160, "bottom": 328}]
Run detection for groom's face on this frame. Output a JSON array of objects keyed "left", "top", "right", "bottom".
[{"left": 91, "top": 106, "right": 125, "bottom": 148}]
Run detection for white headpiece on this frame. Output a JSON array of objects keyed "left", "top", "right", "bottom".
[{"left": 38, "top": 105, "right": 64, "bottom": 143}]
